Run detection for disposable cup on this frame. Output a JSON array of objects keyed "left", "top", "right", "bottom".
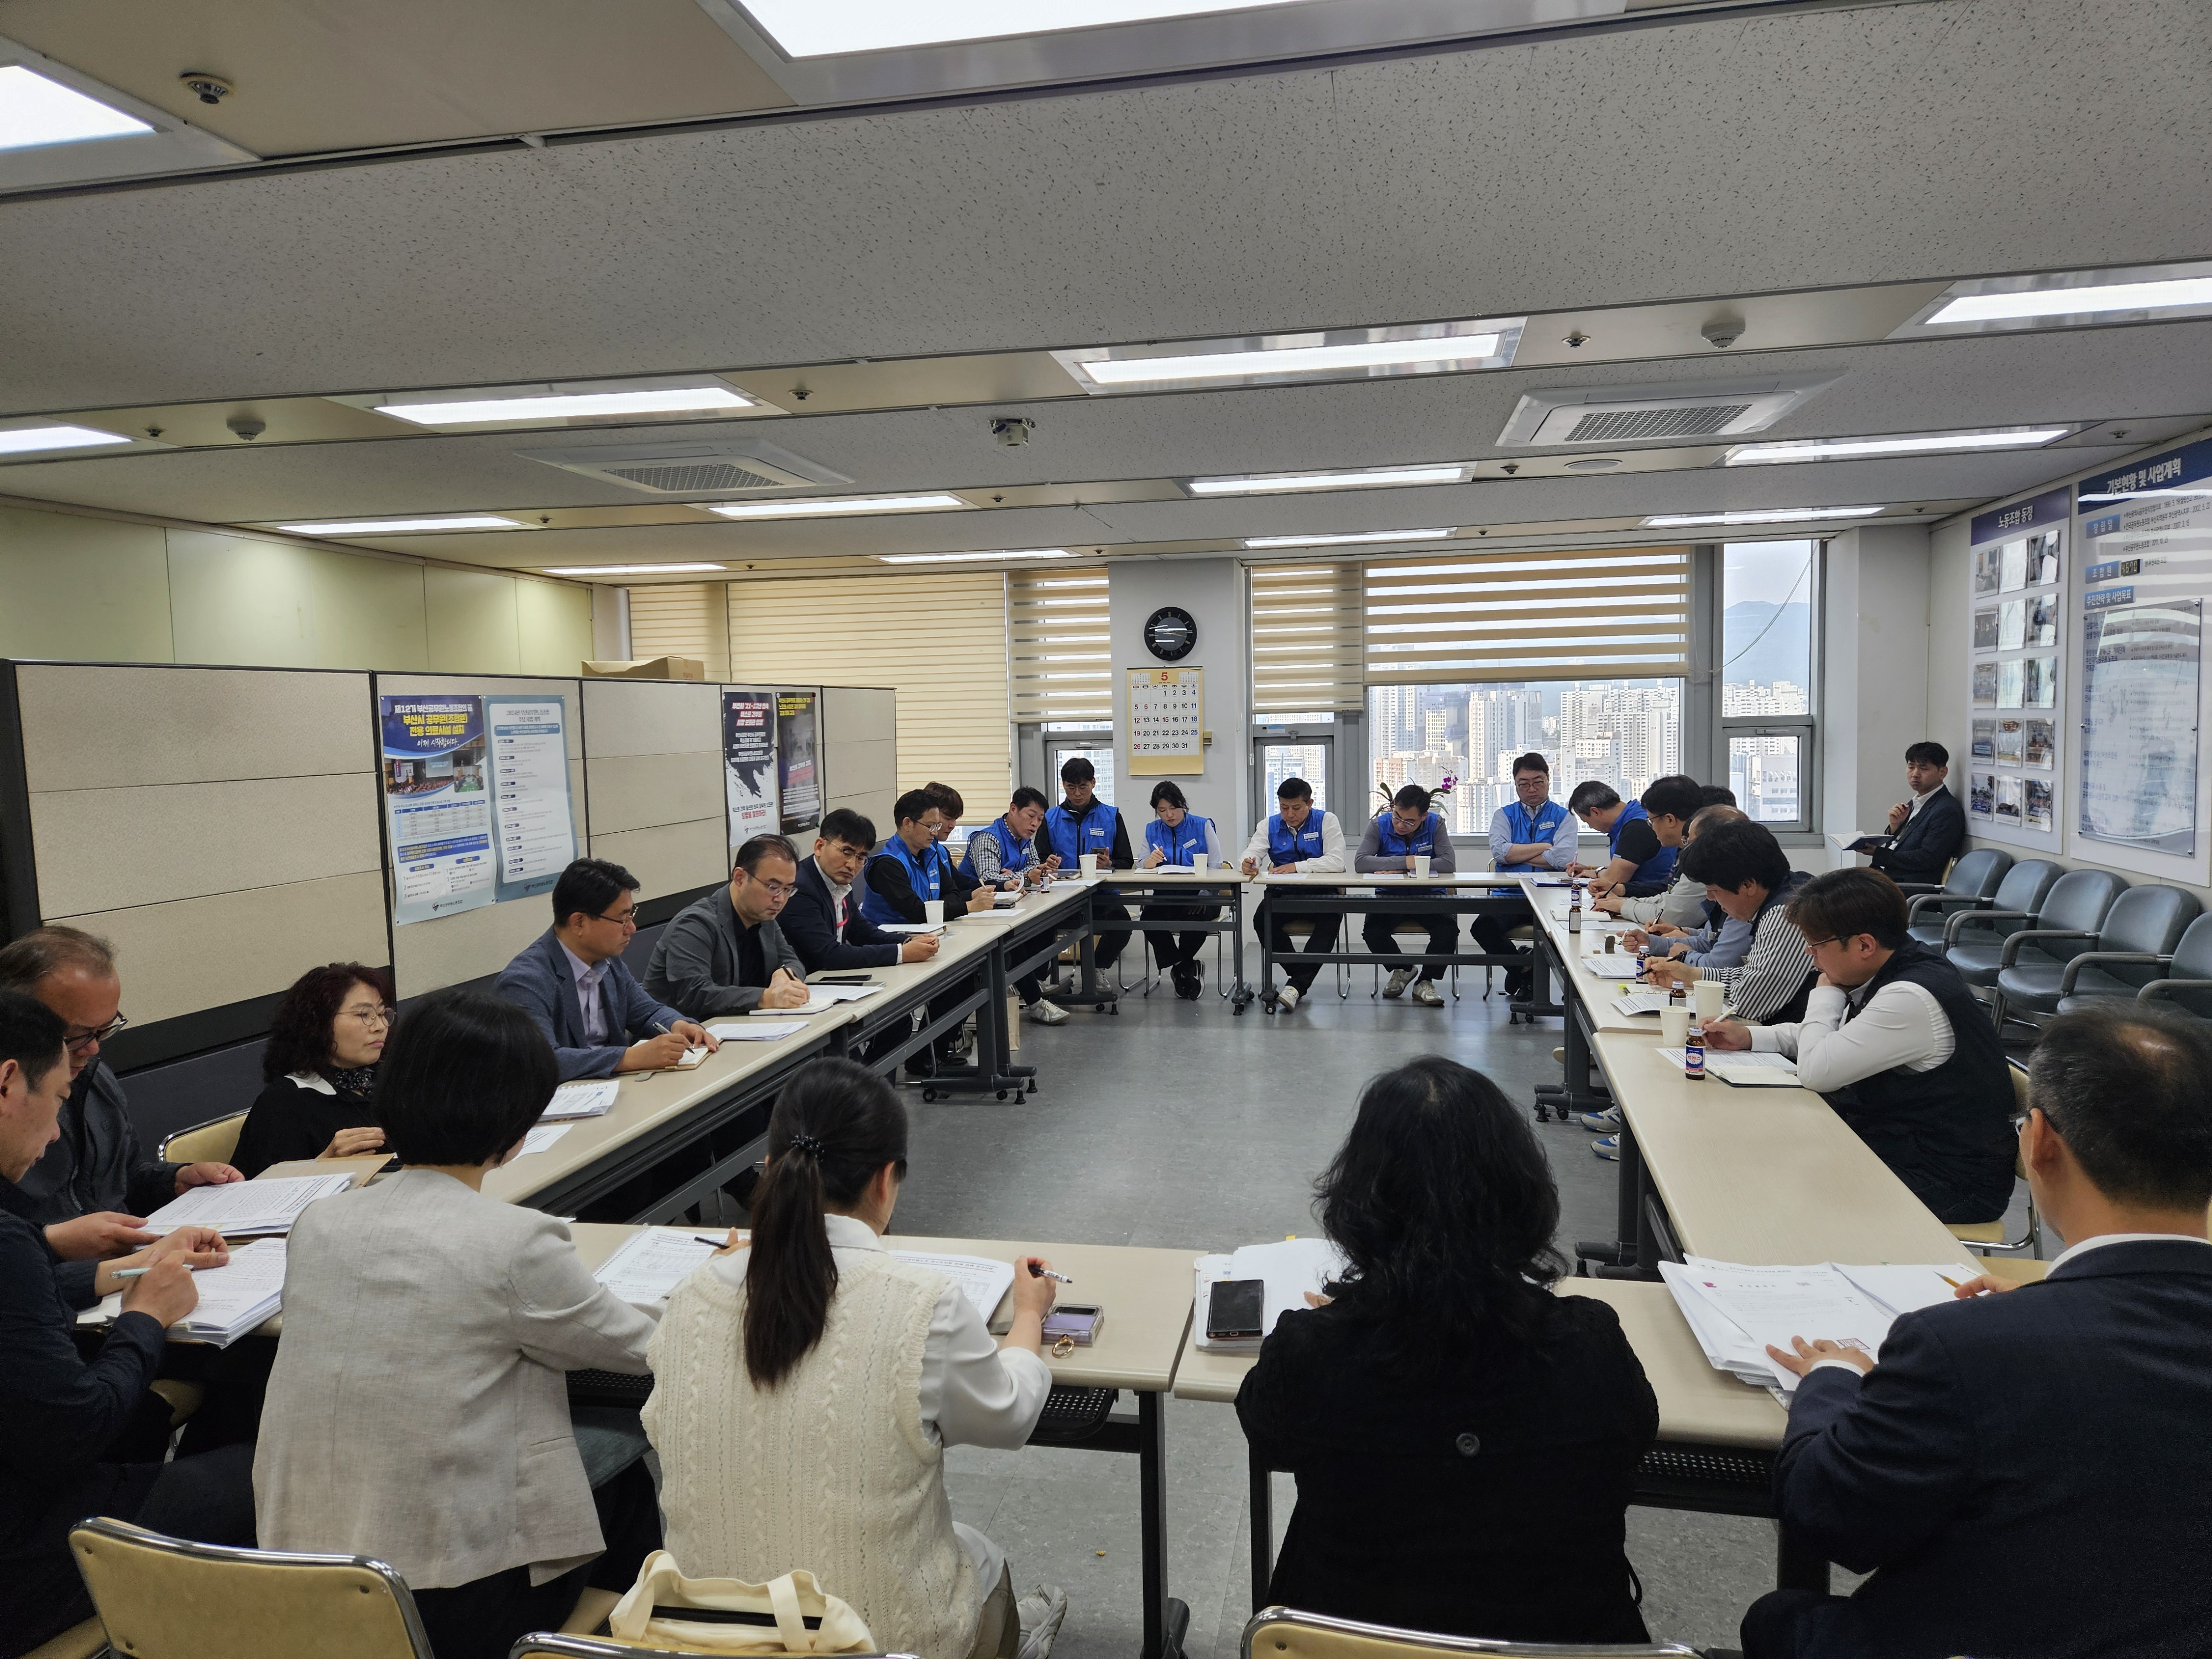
[
  {"left": 922, "top": 900, "right": 945, "bottom": 924},
  {"left": 1411, "top": 854, "right": 1432, "bottom": 878},
  {"left": 1084, "top": 852, "right": 1105, "bottom": 874},
  {"left": 1659, "top": 1006, "right": 1692, "bottom": 1049},
  {"left": 1694, "top": 980, "right": 1727, "bottom": 1023}
]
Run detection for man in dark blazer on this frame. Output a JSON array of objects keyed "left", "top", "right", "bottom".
[
  {"left": 1745, "top": 1004, "right": 2212, "bottom": 1659},
  {"left": 645, "top": 836, "right": 811, "bottom": 1018},
  {"left": 782, "top": 809, "right": 942, "bottom": 975},
  {"left": 495, "top": 858, "right": 715, "bottom": 1082},
  {"left": 1853, "top": 741, "right": 1966, "bottom": 886}
]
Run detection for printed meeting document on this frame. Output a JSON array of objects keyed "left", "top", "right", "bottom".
[{"left": 144, "top": 1173, "right": 356, "bottom": 1237}]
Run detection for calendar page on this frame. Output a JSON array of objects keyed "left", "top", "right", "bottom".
[{"left": 1127, "top": 666, "right": 1204, "bottom": 774}]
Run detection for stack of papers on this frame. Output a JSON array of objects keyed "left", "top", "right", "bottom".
[
  {"left": 893, "top": 1252, "right": 1018, "bottom": 1324},
  {"left": 1579, "top": 956, "right": 1648, "bottom": 980},
  {"left": 593, "top": 1229, "right": 726, "bottom": 1308},
  {"left": 1192, "top": 1237, "right": 1347, "bottom": 1353},
  {"left": 880, "top": 922, "right": 946, "bottom": 935},
  {"left": 705, "top": 1020, "right": 808, "bottom": 1042},
  {"left": 543, "top": 1079, "right": 620, "bottom": 1120},
  {"left": 1655, "top": 1047, "right": 1802, "bottom": 1087},
  {"left": 518, "top": 1123, "right": 572, "bottom": 1157},
  {"left": 144, "top": 1172, "right": 355, "bottom": 1237},
  {"left": 173, "top": 1238, "right": 289, "bottom": 1347},
  {"left": 1612, "top": 990, "right": 1670, "bottom": 1016},
  {"left": 1659, "top": 1256, "right": 1971, "bottom": 1394}
]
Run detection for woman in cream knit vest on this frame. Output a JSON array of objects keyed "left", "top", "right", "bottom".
[{"left": 644, "top": 1060, "right": 1067, "bottom": 1659}]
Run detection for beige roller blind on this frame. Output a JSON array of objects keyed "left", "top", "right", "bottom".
[
  {"left": 726, "top": 572, "right": 1009, "bottom": 823},
  {"left": 625, "top": 582, "right": 731, "bottom": 680},
  {"left": 1251, "top": 562, "right": 1365, "bottom": 713},
  {"left": 1363, "top": 547, "right": 1691, "bottom": 685},
  {"left": 1009, "top": 567, "right": 1112, "bottom": 724}
]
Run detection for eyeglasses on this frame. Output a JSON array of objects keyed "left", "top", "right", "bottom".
[
  {"left": 340, "top": 1005, "right": 398, "bottom": 1028},
  {"left": 1799, "top": 937, "right": 1838, "bottom": 952},
  {"left": 756, "top": 879, "right": 796, "bottom": 900},
  {"left": 64, "top": 1013, "right": 129, "bottom": 1055},
  {"left": 594, "top": 907, "right": 639, "bottom": 928}
]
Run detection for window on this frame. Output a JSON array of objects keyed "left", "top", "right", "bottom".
[
  {"left": 1721, "top": 540, "right": 1817, "bottom": 828},
  {"left": 627, "top": 582, "right": 731, "bottom": 680},
  {"left": 1363, "top": 548, "right": 1691, "bottom": 685},
  {"left": 1250, "top": 564, "right": 1363, "bottom": 717},
  {"left": 1010, "top": 567, "right": 1112, "bottom": 725}
]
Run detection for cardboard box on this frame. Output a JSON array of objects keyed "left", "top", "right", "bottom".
[{"left": 582, "top": 656, "right": 707, "bottom": 681}]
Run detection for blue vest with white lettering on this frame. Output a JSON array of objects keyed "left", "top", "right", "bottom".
[
  {"left": 1267, "top": 811, "right": 1328, "bottom": 865},
  {"left": 959, "top": 816, "right": 1031, "bottom": 881},
  {"left": 1373, "top": 811, "right": 1444, "bottom": 858},
  {"left": 1503, "top": 797, "right": 1570, "bottom": 849},
  {"left": 860, "top": 834, "right": 945, "bottom": 926},
  {"left": 1609, "top": 800, "right": 1678, "bottom": 888},
  {"left": 1145, "top": 815, "right": 1215, "bottom": 867},
  {"left": 1045, "top": 800, "right": 1119, "bottom": 867}
]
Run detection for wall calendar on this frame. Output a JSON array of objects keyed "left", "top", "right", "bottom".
[{"left": 1126, "top": 666, "right": 1204, "bottom": 774}]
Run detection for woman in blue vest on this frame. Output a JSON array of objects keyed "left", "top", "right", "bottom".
[
  {"left": 1042, "top": 758, "right": 1134, "bottom": 975},
  {"left": 1140, "top": 781, "right": 1224, "bottom": 1001},
  {"left": 1472, "top": 753, "right": 1578, "bottom": 1000},
  {"left": 1565, "top": 781, "right": 1677, "bottom": 897},
  {"left": 1355, "top": 782, "right": 1457, "bottom": 1008},
  {"left": 1238, "top": 776, "right": 1346, "bottom": 1012}
]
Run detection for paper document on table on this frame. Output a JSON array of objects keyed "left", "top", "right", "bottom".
[
  {"left": 891, "top": 1252, "right": 1016, "bottom": 1325},
  {"left": 1613, "top": 991, "right": 1670, "bottom": 1016},
  {"left": 543, "top": 1079, "right": 619, "bottom": 1120},
  {"left": 144, "top": 1172, "right": 355, "bottom": 1237},
  {"left": 518, "top": 1123, "right": 572, "bottom": 1157},
  {"left": 1833, "top": 1263, "right": 1973, "bottom": 1315},
  {"left": 707, "top": 1020, "right": 807, "bottom": 1042},
  {"left": 1672, "top": 1259, "right": 1899, "bottom": 1390},
  {"left": 765, "top": 984, "right": 886, "bottom": 1014},
  {"left": 593, "top": 1229, "right": 723, "bottom": 1308},
  {"left": 1707, "top": 1053, "right": 1802, "bottom": 1088},
  {"left": 1192, "top": 1236, "right": 1347, "bottom": 1353},
  {"left": 1579, "top": 956, "right": 1648, "bottom": 979},
  {"left": 175, "top": 1239, "right": 290, "bottom": 1347},
  {"left": 879, "top": 923, "right": 946, "bottom": 935}
]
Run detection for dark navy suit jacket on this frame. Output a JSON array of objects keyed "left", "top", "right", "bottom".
[
  {"left": 781, "top": 857, "right": 901, "bottom": 973},
  {"left": 1771, "top": 1237, "right": 2212, "bottom": 1659},
  {"left": 1867, "top": 787, "right": 1966, "bottom": 886},
  {"left": 495, "top": 927, "right": 688, "bottom": 1081}
]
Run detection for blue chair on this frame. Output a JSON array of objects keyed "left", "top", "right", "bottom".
[
  {"left": 1903, "top": 847, "right": 2013, "bottom": 950},
  {"left": 2015, "top": 886, "right": 2203, "bottom": 1021},
  {"left": 1940, "top": 859, "right": 2065, "bottom": 987},
  {"left": 2117, "top": 913, "right": 2212, "bottom": 1021},
  {"left": 1981, "top": 869, "right": 2133, "bottom": 1029}
]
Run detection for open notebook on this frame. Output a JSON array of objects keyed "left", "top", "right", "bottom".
[{"left": 592, "top": 1230, "right": 1015, "bottom": 1326}]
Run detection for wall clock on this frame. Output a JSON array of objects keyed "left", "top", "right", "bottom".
[{"left": 1142, "top": 605, "right": 1198, "bottom": 661}]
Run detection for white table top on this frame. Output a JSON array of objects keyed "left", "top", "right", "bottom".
[{"left": 1518, "top": 875, "right": 1656, "bottom": 1031}]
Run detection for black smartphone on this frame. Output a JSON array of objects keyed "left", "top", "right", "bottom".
[
  {"left": 812, "top": 975, "right": 873, "bottom": 984},
  {"left": 1207, "top": 1278, "right": 1266, "bottom": 1340}
]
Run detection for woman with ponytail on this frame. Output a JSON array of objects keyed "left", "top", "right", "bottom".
[{"left": 644, "top": 1059, "right": 1067, "bottom": 1659}]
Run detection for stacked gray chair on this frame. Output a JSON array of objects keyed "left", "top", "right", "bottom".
[
  {"left": 1971, "top": 868, "right": 2130, "bottom": 1029},
  {"left": 2093, "top": 911, "right": 2212, "bottom": 1021},
  {"left": 1939, "top": 859, "right": 2064, "bottom": 987},
  {"left": 1903, "top": 847, "right": 2013, "bottom": 950},
  {"left": 1998, "top": 883, "right": 2200, "bottom": 1027}
]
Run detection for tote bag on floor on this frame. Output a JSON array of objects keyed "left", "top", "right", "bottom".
[{"left": 608, "top": 1553, "right": 880, "bottom": 1655}]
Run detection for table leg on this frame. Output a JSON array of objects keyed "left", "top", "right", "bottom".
[
  {"left": 1138, "top": 1390, "right": 1190, "bottom": 1659},
  {"left": 1618, "top": 1121, "right": 1642, "bottom": 1258},
  {"left": 1248, "top": 1444, "right": 1273, "bottom": 1611}
]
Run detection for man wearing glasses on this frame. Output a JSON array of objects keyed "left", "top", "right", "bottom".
[
  {"left": 0, "top": 927, "right": 243, "bottom": 1294},
  {"left": 497, "top": 858, "right": 719, "bottom": 1082},
  {"left": 647, "top": 835, "right": 814, "bottom": 1019}
]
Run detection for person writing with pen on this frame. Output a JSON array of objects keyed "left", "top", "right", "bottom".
[{"left": 648, "top": 836, "right": 816, "bottom": 1020}]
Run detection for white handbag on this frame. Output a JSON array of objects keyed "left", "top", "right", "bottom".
[{"left": 608, "top": 1552, "right": 880, "bottom": 1655}]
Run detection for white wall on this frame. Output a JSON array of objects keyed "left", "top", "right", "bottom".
[
  {"left": 1108, "top": 559, "right": 1250, "bottom": 850},
  {"left": 1822, "top": 524, "right": 1934, "bottom": 852}
]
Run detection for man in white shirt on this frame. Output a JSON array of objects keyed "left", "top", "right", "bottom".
[
  {"left": 1704, "top": 866, "right": 2015, "bottom": 1222},
  {"left": 1239, "top": 777, "right": 1346, "bottom": 1011}
]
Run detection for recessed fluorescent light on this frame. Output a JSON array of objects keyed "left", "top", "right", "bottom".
[
  {"left": 1726, "top": 427, "right": 2072, "bottom": 465},
  {"left": 0, "top": 423, "right": 132, "bottom": 456},
  {"left": 373, "top": 385, "right": 754, "bottom": 427},
  {"left": 1641, "top": 507, "right": 1884, "bottom": 528},
  {"left": 1189, "top": 464, "right": 1465, "bottom": 496},
  {"left": 707, "top": 493, "right": 970, "bottom": 519},
  {"left": 1057, "top": 319, "right": 1521, "bottom": 395},
  {"left": 746, "top": 0, "right": 1287, "bottom": 56},
  {"left": 1931, "top": 276, "right": 2212, "bottom": 325},
  {"left": 277, "top": 515, "right": 533, "bottom": 535},
  {"left": 0, "top": 65, "right": 154, "bottom": 152},
  {"left": 542, "top": 564, "right": 729, "bottom": 577},
  {"left": 878, "top": 549, "right": 1072, "bottom": 565},
  {"left": 1244, "top": 528, "right": 1457, "bottom": 550}
]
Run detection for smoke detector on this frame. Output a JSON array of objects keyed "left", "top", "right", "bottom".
[
  {"left": 515, "top": 440, "right": 849, "bottom": 495},
  {"left": 1496, "top": 374, "right": 1837, "bottom": 446}
]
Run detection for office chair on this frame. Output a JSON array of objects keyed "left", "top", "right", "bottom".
[
  {"left": 156, "top": 1110, "right": 250, "bottom": 1166},
  {"left": 1948, "top": 1063, "right": 2038, "bottom": 1256},
  {"left": 1241, "top": 1604, "right": 1695, "bottom": 1659}
]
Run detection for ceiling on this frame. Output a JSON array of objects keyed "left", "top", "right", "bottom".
[{"left": 1, "top": 0, "right": 2208, "bottom": 581}]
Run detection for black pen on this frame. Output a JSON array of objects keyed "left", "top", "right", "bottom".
[{"left": 1027, "top": 1261, "right": 1073, "bottom": 1285}]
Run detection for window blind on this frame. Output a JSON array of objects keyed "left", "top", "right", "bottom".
[
  {"left": 1363, "top": 547, "right": 1691, "bottom": 684},
  {"left": 1009, "top": 567, "right": 1112, "bottom": 725},
  {"left": 723, "top": 571, "right": 1009, "bottom": 823},
  {"left": 624, "top": 582, "right": 731, "bottom": 680},
  {"left": 1250, "top": 562, "right": 1365, "bottom": 713}
]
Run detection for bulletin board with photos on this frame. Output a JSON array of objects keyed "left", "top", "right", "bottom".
[{"left": 1967, "top": 486, "right": 2067, "bottom": 846}]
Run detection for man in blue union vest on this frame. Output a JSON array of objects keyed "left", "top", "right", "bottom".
[
  {"left": 1238, "top": 776, "right": 1347, "bottom": 1013},
  {"left": 1472, "top": 752, "right": 1578, "bottom": 999},
  {"left": 1567, "top": 780, "right": 1677, "bottom": 897},
  {"left": 1355, "top": 781, "right": 1456, "bottom": 1007},
  {"left": 1039, "top": 757, "right": 1135, "bottom": 979},
  {"left": 863, "top": 789, "right": 998, "bottom": 1074}
]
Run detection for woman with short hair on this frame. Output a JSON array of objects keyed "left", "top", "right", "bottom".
[
  {"left": 1139, "top": 780, "right": 1224, "bottom": 999},
  {"left": 230, "top": 962, "right": 395, "bottom": 1177},
  {"left": 1237, "top": 1055, "right": 1657, "bottom": 1642}
]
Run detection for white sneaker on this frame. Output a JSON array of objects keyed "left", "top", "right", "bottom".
[
  {"left": 1383, "top": 967, "right": 1414, "bottom": 999},
  {"left": 1410, "top": 979, "right": 1444, "bottom": 1006},
  {"left": 1015, "top": 1585, "right": 1070, "bottom": 1659},
  {"left": 1276, "top": 984, "right": 1301, "bottom": 1011},
  {"left": 1022, "top": 999, "right": 1070, "bottom": 1026}
]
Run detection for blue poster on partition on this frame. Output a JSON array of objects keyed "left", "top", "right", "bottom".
[{"left": 380, "top": 695, "right": 496, "bottom": 925}]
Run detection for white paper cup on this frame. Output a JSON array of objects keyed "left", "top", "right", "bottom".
[
  {"left": 1694, "top": 980, "right": 1727, "bottom": 1023},
  {"left": 1659, "top": 1006, "right": 1692, "bottom": 1048},
  {"left": 1084, "top": 852, "right": 1105, "bottom": 874},
  {"left": 922, "top": 900, "right": 945, "bottom": 924},
  {"left": 1411, "top": 854, "right": 1432, "bottom": 878}
]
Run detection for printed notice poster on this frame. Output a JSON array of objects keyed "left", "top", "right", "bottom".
[
  {"left": 1127, "top": 666, "right": 1205, "bottom": 773},
  {"left": 777, "top": 690, "right": 821, "bottom": 833},
  {"left": 484, "top": 695, "right": 575, "bottom": 900},
  {"left": 380, "top": 696, "right": 495, "bottom": 925},
  {"left": 1967, "top": 486, "right": 2069, "bottom": 846},
  {"left": 724, "top": 690, "right": 778, "bottom": 849}
]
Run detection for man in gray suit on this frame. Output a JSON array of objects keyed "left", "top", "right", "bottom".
[{"left": 646, "top": 835, "right": 813, "bottom": 1020}]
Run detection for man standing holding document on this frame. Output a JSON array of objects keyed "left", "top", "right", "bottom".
[{"left": 1743, "top": 1005, "right": 2212, "bottom": 1659}]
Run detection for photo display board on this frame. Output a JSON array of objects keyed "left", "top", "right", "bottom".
[
  {"left": 1966, "top": 487, "right": 2067, "bottom": 845},
  {"left": 1126, "top": 666, "right": 1205, "bottom": 774},
  {"left": 2074, "top": 436, "right": 2212, "bottom": 873},
  {"left": 776, "top": 690, "right": 822, "bottom": 834},
  {"left": 724, "top": 688, "right": 778, "bottom": 849},
  {"left": 484, "top": 694, "right": 576, "bottom": 901}
]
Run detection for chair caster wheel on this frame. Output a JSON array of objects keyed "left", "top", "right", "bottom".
[
  {"left": 995, "top": 1089, "right": 1009, "bottom": 1100},
  {"left": 921, "top": 1087, "right": 938, "bottom": 1103}
]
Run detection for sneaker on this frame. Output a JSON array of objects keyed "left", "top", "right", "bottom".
[
  {"left": 1276, "top": 984, "right": 1301, "bottom": 1011},
  {"left": 1592, "top": 1135, "right": 1621, "bottom": 1162},
  {"left": 1022, "top": 999, "right": 1070, "bottom": 1025},
  {"left": 1383, "top": 967, "right": 1414, "bottom": 1000},
  {"left": 1015, "top": 1584, "right": 1070, "bottom": 1659},
  {"left": 1410, "top": 979, "right": 1444, "bottom": 1007},
  {"left": 1578, "top": 1106, "right": 1623, "bottom": 1132},
  {"left": 1173, "top": 961, "right": 1203, "bottom": 1001}
]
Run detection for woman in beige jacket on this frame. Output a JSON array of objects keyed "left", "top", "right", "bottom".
[{"left": 254, "top": 990, "right": 660, "bottom": 1659}]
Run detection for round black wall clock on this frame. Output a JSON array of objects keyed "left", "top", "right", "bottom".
[{"left": 1142, "top": 606, "right": 1198, "bottom": 661}]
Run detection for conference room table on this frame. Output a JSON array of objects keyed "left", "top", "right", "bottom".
[
  {"left": 1072, "top": 866, "right": 1253, "bottom": 1011},
  {"left": 1517, "top": 874, "right": 1658, "bottom": 1128},
  {"left": 1248, "top": 870, "right": 1542, "bottom": 1013}
]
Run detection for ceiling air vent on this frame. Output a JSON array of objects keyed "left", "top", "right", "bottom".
[
  {"left": 515, "top": 440, "right": 851, "bottom": 495},
  {"left": 1496, "top": 374, "right": 1838, "bottom": 447}
]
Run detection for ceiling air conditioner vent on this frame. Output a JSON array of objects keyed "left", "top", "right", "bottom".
[
  {"left": 1497, "top": 374, "right": 1838, "bottom": 447},
  {"left": 515, "top": 440, "right": 851, "bottom": 495}
]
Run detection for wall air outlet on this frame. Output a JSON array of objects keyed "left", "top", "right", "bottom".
[
  {"left": 1495, "top": 375, "right": 1838, "bottom": 446},
  {"left": 514, "top": 440, "right": 851, "bottom": 495}
]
